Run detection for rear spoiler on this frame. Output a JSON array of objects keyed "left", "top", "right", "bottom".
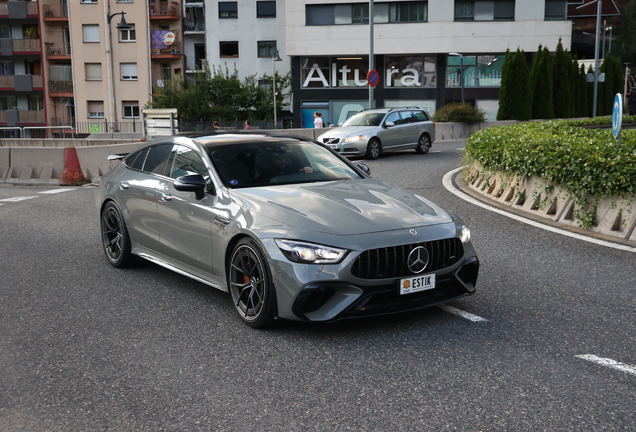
[{"left": 107, "top": 153, "right": 128, "bottom": 161}]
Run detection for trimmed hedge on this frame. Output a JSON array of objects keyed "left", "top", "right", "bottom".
[
  {"left": 432, "top": 102, "right": 486, "bottom": 123},
  {"left": 464, "top": 118, "right": 636, "bottom": 227}
]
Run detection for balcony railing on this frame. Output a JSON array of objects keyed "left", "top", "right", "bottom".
[
  {"left": 43, "top": 2, "right": 69, "bottom": 18},
  {"left": 33, "top": 75, "right": 43, "bottom": 88},
  {"left": 0, "top": 110, "right": 46, "bottom": 124},
  {"left": 0, "top": 75, "right": 14, "bottom": 88},
  {"left": 149, "top": 1, "right": 180, "bottom": 18},
  {"left": 49, "top": 80, "right": 73, "bottom": 94},
  {"left": 26, "top": 2, "right": 38, "bottom": 14},
  {"left": 151, "top": 30, "right": 183, "bottom": 58},
  {"left": 47, "top": 41, "right": 71, "bottom": 56},
  {"left": 13, "top": 39, "right": 40, "bottom": 52}
]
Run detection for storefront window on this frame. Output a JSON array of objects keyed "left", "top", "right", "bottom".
[
  {"left": 385, "top": 55, "right": 436, "bottom": 88},
  {"left": 446, "top": 54, "right": 502, "bottom": 88},
  {"left": 301, "top": 57, "right": 331, "bottom": 88}
]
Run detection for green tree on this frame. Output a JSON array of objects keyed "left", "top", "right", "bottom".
[
  {"left": 497, "top": 49, "right": 514, "bottom": 120},
  {"left": 615, "top": 0, "right": 636, "bottom": 66},
  {"left": 598, "top": 55, "right": 611, "bottom": 115},
  {"left": 568, "top": 54, "right": 578, "bottom": 118},
  {"left": 530, "top": 45, "right": 555, "bottom": 119},
  {"left": 552, "top": 39, "right": 571, "bottom": 118},
  {"left": 510, "top": 48, "right": 532, "bottom": 120},
  {"left": 587, "top": 65, "right": 595, "bottom": 117}
]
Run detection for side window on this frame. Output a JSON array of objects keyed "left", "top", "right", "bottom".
[
  {"left": 170, "top": 145, "right": 208, "bottom": 179},
  {"left": 385, "top": 112, "right": 401, "bottom": 125},
  {"left": 143, "top": 144, "right": 173, "bottom": 175},
  {"left": 401, "top": 111, "right": 418, "bottom": 124},
  {"left": 128, "top": 148, "right": 148, "bottom": 170},
  {"left": 413, "top": 110, "right": 429, "bottom": 121}
]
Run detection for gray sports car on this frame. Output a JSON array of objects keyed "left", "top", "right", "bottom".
[{"left": 98, "top": 132, "right": 479, "bottom": 328}]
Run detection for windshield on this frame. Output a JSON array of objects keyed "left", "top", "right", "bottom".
[
  {"left": 207, "top": 141, "right": 363, "bottom": 188},
  {"left": 342, "top": 112, "right": 386, "bottom": 127}
]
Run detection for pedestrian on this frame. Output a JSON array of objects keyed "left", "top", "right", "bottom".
[
  {"left": 244, "top": 120, "right": 252, "bottom": 130},
  {"left": 326, "top": 122, "right": 334, "bottom": 128},
  {"left": 314, "top": 112, "right": 324, "bottom": 128},
  {"left": 213, "top": 121, "right": 220, "bottom": 130}
]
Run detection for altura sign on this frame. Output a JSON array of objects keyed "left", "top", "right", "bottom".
[{"left": 302, "top": 61, "right": 427, "bottom": 89}]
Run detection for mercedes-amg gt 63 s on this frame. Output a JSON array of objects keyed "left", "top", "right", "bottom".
[{"left": 98, "top": 132, "right": 479, "bottom": 328}]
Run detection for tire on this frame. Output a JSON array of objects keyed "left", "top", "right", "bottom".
[
  {"left": 228, "top": 238, "right": 276, "bottom": 328},
  {"left": 101, "top": 201, "right": 134, "bottom": 268},
  {"left": 366, "top": 138, "right": 381, "bottom": 160},
  {"left": 416, "top": 134, "right": 431, "bottom": 154}
]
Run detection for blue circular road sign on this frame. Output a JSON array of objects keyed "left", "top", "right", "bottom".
[{"left": 612, "top": 93, "right": 623, "bottom": 141}]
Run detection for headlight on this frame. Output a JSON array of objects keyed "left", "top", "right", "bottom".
[
  {"left": 459, "top": 225, "right": 471, "bottom": 244},
  {"left": 275, "top": 239, "right": 347, "bottom": 264},
  {"left": 344, "top": 135, "right": 364, "bottom": 143}
]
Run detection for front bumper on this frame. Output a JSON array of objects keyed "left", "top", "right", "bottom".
[{"left": 322, "top": 138, "right": 369, "bottom": 156}]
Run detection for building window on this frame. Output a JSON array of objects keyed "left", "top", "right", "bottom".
[
  {"left": 119, "top": 24, "right": 136, "bottom": 42},
  {"left": 0, "top": 61, "right": 14, "bottom": 76},
  {"left": 88, "top": 101, "right": 104, "bottom": 118},
  {"left": 83, "top": 24, "right": 100, "bottom": 43},
  {"left": 81, "top": 0, "right": 98, "bottom": 4},
  {"left": 455, "top": 1, "right": 515, "bottom": 21},
  {"left": 220, "top": 41, "right": 238, "bottom": 57},
  {"left": 120, "top": 63, "right": 138, "bottom": 80},
  {"left": 0, "top": 96, "right": 17, "bottom": 110},
  {"left": 352, "top": 3, "right": 369, "bottom": 23},
  {"left": 219, "top": 2, "right": 238, "bottom": 18},
  {"left": 389, "top": 1, "right": 428, "bottom": 22},
  {"left": 28, "top": 95, "right": 44, "bottom": 111},
  {"left": 123, "top": 102, "right": 140, "bottom": 118},
  {"left": 257, "top": 41, "right": 276, "bottom": 58},
  {"left": 306, "top": 5, "right": 335, "bottom": 25},
  {"left": 257, "top": 1, "right": 276, "bottom": 17},
  {"left": 446, "top": 54, "right": 503, "bottom": 88},
  {"left": 385, "top": 56, "right": 437, "bottom": 88},
  {"left": 118, "top": 0, "right": 133, "bottom": 3},
  {"left": 85, "top": 63, "right": 102, "bottom": 81},
  {"left": 545, "top": 0, "right": 566, "bottom": 20}
]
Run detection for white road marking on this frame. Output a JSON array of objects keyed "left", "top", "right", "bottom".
[
  {"left": 443, "top": 167, "right": 636, "bottom": 254},
  {"left": 0, "top": 196, "right": 38, "bottom": 202},
  {"left": 39, "top": 188, "right": 77, "bottom": 194},
  {"left": 456, "top": 147, "right": 465, "bottom": 150},
  {"left": 430, "top": 150, "right": 441, "bottom": 153},
  {"left": 575, "top": 354, "right": 636, "bottom": 377},
  {"left": 438, "top": 305, "right": 489, "bottom": 322}
]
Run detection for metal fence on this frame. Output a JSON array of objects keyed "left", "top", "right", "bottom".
[{"left": 179, "top": 119, "right": 293, "bottom": 132}]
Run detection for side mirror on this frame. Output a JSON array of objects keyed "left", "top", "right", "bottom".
[
  {"left": 355, "top": 163, "right": 371, "bottom": 176},
  {"left": 384, "top": 120, "right": 394, "bottom": 128},
  {"left": 174, "top": 174, "right": 206, "bottom": 199}
]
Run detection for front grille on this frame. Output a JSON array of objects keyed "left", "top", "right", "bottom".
[
  {"left": 322, "top": 138, "right": 340, "bottom": 144},
  {"left": 351, "top": 238, "right": 463, "bottom": 280}
]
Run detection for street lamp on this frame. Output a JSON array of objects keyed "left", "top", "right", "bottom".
[
  {"left": 106, "top": 11, "right": 131, "bottom": 132},
  {"left": 272, "top": 49, "right": 282, "bottom": 129},
  {"left": 449, "top": 52, "right": 464, "bottom": 106}
]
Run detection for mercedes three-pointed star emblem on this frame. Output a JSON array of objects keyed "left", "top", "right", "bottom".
[{"left": 407, "top": 246, "right": 429, "bottom": 274}]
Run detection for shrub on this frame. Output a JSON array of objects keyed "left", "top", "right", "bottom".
[
  {"left": 433, "top": 102, "right": 486, "bottom": 123},
  {"left": 464, "top": 119, "right": 636, "bottom": 228}
]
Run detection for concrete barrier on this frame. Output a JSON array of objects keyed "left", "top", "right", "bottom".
[
  {"left": 0, "top": 139, "right": 141, "bottom": 148},
  {"left": 465, "top": 165, "right": 636, "bottom": 241},
  {"left": 76, "top": 142, "right": 144, "bottom": 182},
  {"left": 0, "top": 147, "right": 9, "bottom": 182},
  {"left": 5, "top": 147, "right": 65, "bottom": 185}
]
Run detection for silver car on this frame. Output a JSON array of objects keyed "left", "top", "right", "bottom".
[
  {"left": 98, "top": 132, "right": 478, "bottom": 328},
  {"left": 317, "top": 108, "right": 436, "bottom": 160}
]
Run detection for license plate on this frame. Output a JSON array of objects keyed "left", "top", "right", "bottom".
[{"left": 400, "top": 273, "right": 436, "bottom": 295}]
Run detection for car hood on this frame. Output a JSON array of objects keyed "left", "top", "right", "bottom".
[
  {"left": 318, "top": 126, "right": 379, "bottom": 140},
  {"left": 232, "top": 179, "right": 453, "bottom": 236}
]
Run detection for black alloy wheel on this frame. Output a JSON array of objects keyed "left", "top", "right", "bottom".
[
  {"left": 416, "top": 134, "right": 431, "bottom": 154},
  {"left": 228, "top": 238, "right": 275, "bottom": 328},
  {"left": 101, "top": 202, "right": 133, "bottom": 268},
  {"left": 366, "top": 138, "right": 381, "bottom": 160}
]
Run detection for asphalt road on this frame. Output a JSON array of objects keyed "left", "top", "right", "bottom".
[{"left": 1, "top": 140, "right": 635, "bottom": 431}]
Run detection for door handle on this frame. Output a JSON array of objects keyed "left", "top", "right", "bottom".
[
  {"left": 160, "top": 192, "right": 173, "bottom": 202},
  {"left": 119, "top": 181, "right": 130, "bottom": 190},
  {"left": 214, "top": 215, "right": 231, "bottom": 226}
]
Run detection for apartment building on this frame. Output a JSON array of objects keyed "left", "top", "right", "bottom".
[
  {"left": 287, "top": 0, "right": 574, "bottom": 127},
  {"left": 0, "top": 0, "right": 45, "bottom": 134}
]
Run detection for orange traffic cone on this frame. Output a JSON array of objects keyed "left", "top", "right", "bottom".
[{"left": 59, "top": 147, "right": 86, "bottom": 185}]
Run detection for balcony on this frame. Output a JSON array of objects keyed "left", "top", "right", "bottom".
[
  {"left": 46, "top": 41, "right": 71, "bottom": 60},
  {"left": 149, "top": 1, "right": 180, "bottom": 19},
  {"left": 0, "top": 1, "right": 39, "bottom": 17},
  {"left": 43, "top": 2, "right": 69, "bottom": 21},
  {"left": 26, "top": 2, "right": 38, "bottom": 15},
  {"left": 184, "top": 6, "right": 205, "bottom": 33},
  {"left": 13, "top": 38, "right": 41, "bottom": 53},
  {"left": 0, "top": 110, "right": 46, "bottom": 125},
  {"left": 185, "top": 56, "right": 205, "bottom": 73},
  {"left": 0, "top": 74, "right": 43, "bottom": 90},
  {"left": 151, "top": 30, "right": 183, "bottom": 59},
  {"left": 49, "top": 80, "right": 73, "bottom": 97}
]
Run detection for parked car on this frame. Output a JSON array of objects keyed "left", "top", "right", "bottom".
[
  {"left": 98, "top": 132, "right": 478, "bottom": 328},
  {"left": 317, "top": 107, "right": 436, "bottom": 160}
]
